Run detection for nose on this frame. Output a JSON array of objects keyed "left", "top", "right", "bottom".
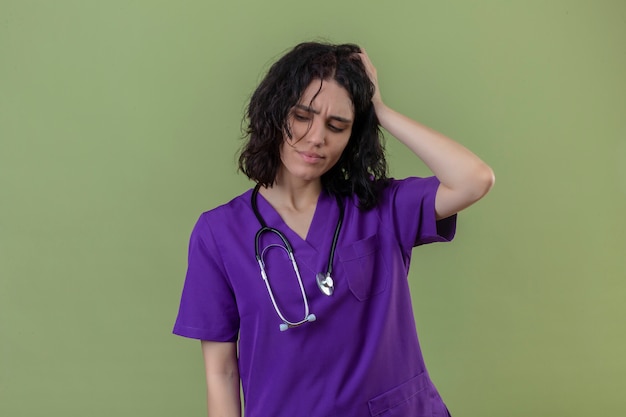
[{"left": 305, "top": 119, "right": 326, "bottom": 147}]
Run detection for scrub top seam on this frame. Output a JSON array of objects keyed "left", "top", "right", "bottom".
[{"left": 373, "top": 188, "right": 408, "bottom": 257}]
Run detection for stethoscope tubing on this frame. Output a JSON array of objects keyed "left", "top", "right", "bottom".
[
  {"left": 251, "top": 184, "right": 344, "bottom": 331},
  {"left": 255, "top": 227, "right": 313, "bottom": 329}
]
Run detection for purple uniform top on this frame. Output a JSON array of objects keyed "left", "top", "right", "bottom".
[{"left": 174, "top": 176, "right": 456, "bottom": 417}]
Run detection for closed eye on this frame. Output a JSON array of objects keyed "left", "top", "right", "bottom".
[
  {"left": 328, "top": 124, "right": 345, "bottom": 133},
  {"left": 292, "top": 106, "right": 351, "bottom": 133}
]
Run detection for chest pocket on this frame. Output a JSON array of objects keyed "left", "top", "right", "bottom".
[
  {"left": 338, "top": 234, "right": 388, "bottom": 301},
  {"left": 368, "top": 372, "right": 433, "bottom": 417}
]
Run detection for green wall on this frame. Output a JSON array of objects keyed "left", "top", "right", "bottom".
[{"left": 1, "top": 0, "right": 624, "bottom": 415}]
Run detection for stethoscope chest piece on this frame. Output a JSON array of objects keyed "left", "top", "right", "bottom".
[{"left": 316, "top": 272, "right": 334, "bottom": 296}]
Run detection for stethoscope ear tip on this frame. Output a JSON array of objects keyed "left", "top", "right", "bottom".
[
  {"left": 307, "top": 314, "right": 317, "bottom": 322},
  {"left": 279, "top": 323, "right": 289, "bottom": 332}
]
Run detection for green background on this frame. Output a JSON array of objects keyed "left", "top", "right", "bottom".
[{"left": 1, "top": 0, "right": 625, "bottom": 415}]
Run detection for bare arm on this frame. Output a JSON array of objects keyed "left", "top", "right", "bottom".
[
  {"left": 359, "top": 50, "right": 495, "bottom": 219},
  {"left": 201, "top": 340, "right": 241, "bottom": 417}
]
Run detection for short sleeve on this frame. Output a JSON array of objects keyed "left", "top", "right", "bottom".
[
  {"left": 172, "top": 214, "right": 239, "bottom": 342},
  {"left": 381, "top": 177, "right": 457, "bottom": 250}
]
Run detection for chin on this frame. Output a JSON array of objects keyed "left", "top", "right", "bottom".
[
  {"left": 283, "top": 166, "right": 325, "bottom": 183},
  {"left": 295, "top": 171, "right": 323, "bottom": 182}
]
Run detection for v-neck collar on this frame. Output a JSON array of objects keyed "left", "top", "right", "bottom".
[{"left": 250, "top": 187, "right": 338, "bottom": 256}]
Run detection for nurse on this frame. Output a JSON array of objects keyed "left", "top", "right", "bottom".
[{"left": 173, "top": 42, "right": 494, "bottom": 417}]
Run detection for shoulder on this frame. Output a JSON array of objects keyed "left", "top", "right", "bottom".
[
  {"left": 189, "top": 189, "right": 254, "bottom": 242},
  {"left": 381, "top": 176, "right": 439, "bottom": 194},
  {"left": 198, "top": 188, "right": 253, "bottom": 222},
  {"left": 349, "top": 177, "right": 439, "bottom": 209},
  {"left": 338, "top": 177, "right": 439, "bottom": 208}
]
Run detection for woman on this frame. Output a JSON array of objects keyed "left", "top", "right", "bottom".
[{"left": 174, "top": 42, "right": 494, "bottom": 417}]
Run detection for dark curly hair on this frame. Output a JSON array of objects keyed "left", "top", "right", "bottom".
[{"left": 238, "top": 41, "right": 388, "bottom": 209}]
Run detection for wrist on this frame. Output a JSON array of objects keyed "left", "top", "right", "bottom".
[{"left": 372, "top": 101, "right": 392, "bottom": 125}]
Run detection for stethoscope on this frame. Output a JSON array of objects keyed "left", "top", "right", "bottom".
[{"left": 251, "top": 184, "right": 344, "bottom": 331}]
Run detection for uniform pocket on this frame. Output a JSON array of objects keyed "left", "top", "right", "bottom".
[
  {"left": 368, "top": 372, "right": 432, "bottom": 417},
  {"left": 338, "top": 234, "right": 388, "bottom": 301}
]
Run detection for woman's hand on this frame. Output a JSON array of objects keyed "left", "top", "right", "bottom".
[
  {"left": 356, "top": 48, "right": 495, "bottom": 219},
  {"left": 357, "top": 49, "right": 384, "bottom": 109}
]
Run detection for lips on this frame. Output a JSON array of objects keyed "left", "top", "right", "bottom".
[{"left": 298, "top": 151, "right": 324, "bottom": 163}]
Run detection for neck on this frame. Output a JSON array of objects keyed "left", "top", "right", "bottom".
[{"left": 260, "top": 175, "right": 322, "bottom": 212}]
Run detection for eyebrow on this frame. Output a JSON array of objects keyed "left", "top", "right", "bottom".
[{"left": 294, "top": 104, "right": 353, "bottom": 123}]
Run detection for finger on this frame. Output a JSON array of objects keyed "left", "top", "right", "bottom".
[{"left": 358, "top": 50, "right": 375, "bottom": 71}]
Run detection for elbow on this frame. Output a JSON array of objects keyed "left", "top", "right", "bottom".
[
  {"left": 435, "top": 164, "right": 494, "bottom": 219},
  {"left": 472, "top": 164, "right": 495, "bottom": 200},
  {"left": 460, "top": 163, "right": 494, "bottom": 204}
]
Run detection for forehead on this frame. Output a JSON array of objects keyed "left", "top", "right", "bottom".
[{"left": 299, "top": 79, "right": 354, "bottom": 116}]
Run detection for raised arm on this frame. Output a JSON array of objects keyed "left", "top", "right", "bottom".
[
  {"left": 201, "top": 340, "right": 241, "bottom": 417},
  {"left": 359, "top": 50, "right": 495, "bottom": 219}
]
